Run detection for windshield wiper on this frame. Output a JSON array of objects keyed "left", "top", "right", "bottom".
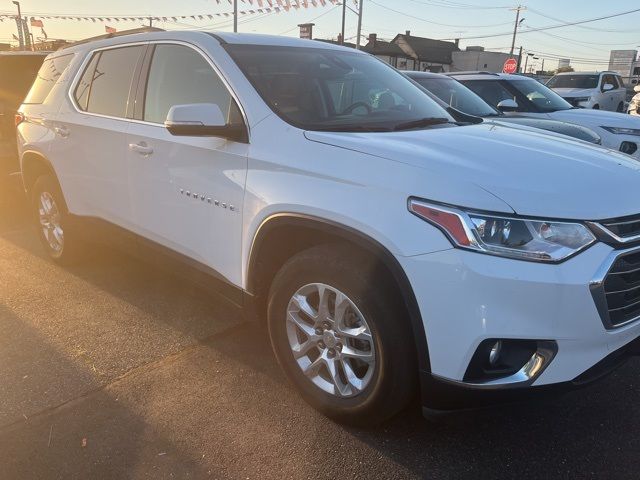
[
  {"left": 310, "top": 125, "right": 393, "bottom": 132},
  {"left": 392, "top": 117, "right": 452, "bottom": 131}
]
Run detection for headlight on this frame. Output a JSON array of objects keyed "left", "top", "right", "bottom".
[
  {"left": 602, "top": 126, "right": 640, "bottom": 136},
  {"left": 408, "top": 199, "right": 596, "bottom": 262},
  {"left": 572, "top": 97, "right": 591, "bottom": 103}
]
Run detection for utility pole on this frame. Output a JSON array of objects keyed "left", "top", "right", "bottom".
[
  {"left": 340, "top": 0, "right": 346, "bottom": 45},
  {"left": 509, "top": 6, "right": 525, "bottom": 57},
  {"left": 12, "top": 1, "right": 23, "bottom": 50},
  {"left": 234, "top": 0, "right": 238, "bottom": 33},
  {"left": 516, "top": 45, "right": 523, "bottom": 72},
  {"left": 148, "top": 17, "right": 153, "bottom": 27},
  {"left": 355, "top": 0, "right": 364, "bottom": 49}
]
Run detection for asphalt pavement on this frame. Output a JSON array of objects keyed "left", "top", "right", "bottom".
[{"left": 1, "top": 183, "right": 640, "bottom": 479}]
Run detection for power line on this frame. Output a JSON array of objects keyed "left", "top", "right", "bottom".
[
  {"left": 368, "top": 0, "right": 514, "bottom": 28},
  {"left": 439, "top": 7, "right": 640, "bottom": 40}
]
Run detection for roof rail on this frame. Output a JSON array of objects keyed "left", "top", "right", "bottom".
[
  {"left": 60, "top": 26, "right": 165, "bottom": 50},
  {"left": 447, "top": 71, "right": 499, "bottom": 76}
]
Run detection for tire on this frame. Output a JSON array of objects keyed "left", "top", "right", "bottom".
[
  {"left": 617, "top": 102, "right": 624, "bottom": 113},
  {"left": 593, "top": 104, "right": 600, "bottom": 110},
  {"left": 267, "top": 244, "right": 417, "bottom": 426},
  {"left": 31, "top": 174, "right": 84, "bottom": 264}
]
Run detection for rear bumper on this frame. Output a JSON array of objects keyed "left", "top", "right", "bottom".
[{"left": 420, "top": 334, "right": 640, "bottom": 412}]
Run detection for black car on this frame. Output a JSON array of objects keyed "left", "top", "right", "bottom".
[
  {"left": 405, "top": 71, "right": 602, "bottom": 145},
  {"left": 0, "top": 51, "right": 50, "bottom": 178}
]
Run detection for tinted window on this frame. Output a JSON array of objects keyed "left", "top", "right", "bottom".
[
  {"left": 411, "top": 76, "right": 498, "bottom": 117},
  {"left": 547, "top": 74, "right": 599, "bottom": 89},
  {"left": 77, "top": 46, "right": 144, "bottom": 118},
  {"left": 74, "top": 53, "right": 99, "bottom": 111},
  {"left": 462, "top": 80, "right": 522, "bottom": 111},
  {"left": 602, "top": 74, "right": 617, "bottom": 89},
  {"left": 144, "top": 44, "right": 241, "bottom": 124},
  {"left": 226, "top": 44, "right": 454, "bottom": 131},
  {"left": 23, "top": 54, "right": 73, "bottom": 104},
  {"left": 464, "top": 78, "right": 572, "bottom": 113}
]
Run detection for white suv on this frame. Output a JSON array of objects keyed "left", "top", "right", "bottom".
[
  {"left": 547, "top": 71, "right": 627, "bottom": 112},
  {"left": 16, "top": 30, "right": 640, "bottom": 425}
]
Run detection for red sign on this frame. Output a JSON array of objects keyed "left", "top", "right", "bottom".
[{"left": 502, "top": 58, "right": 518, "bottom": 74}]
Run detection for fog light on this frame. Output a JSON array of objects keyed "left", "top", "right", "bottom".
[
  {"left": 488, "top": 340, "right": 502, "bottom": 366},
  {"left": 620, "top": 141, "right": 638, "bottom": 155},
  {"left": 463, "top": 339, "right": 557, "bottom": 384}
]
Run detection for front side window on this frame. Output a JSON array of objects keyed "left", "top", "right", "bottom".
[
  {"left": 74, "top": 46, "right": 145, "bottom": 118},
  {"left": 462, "top": 80, "right": 522, "bottom": 111},
  {"left": 602, "top": 74, "right": 617, "bottom": 90},
  {"left": 143, "top": 44, "right": 241, "bottom": 125},
  {"left": 24, "top": 54, "right": 73, "bottom": 104},
  {"left": 412, "top": 77, "right": 499, "bottom": 117},
  {"left": 225, "top": 44, "right": 454, "bottom": 131},
  {"left": 464, "top": 78, "right": 572, "bottom": 113},
  {"left": 547, "top": 74, "right": 599, "bottom": 90}
]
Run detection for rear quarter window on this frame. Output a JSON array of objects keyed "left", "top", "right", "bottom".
[{"left": 23, "top": 54, "right": 74, "bottom": 104}]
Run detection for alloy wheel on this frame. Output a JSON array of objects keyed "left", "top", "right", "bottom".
[
  {"left": 38, "top": 191, "right": 64, "bottom": 253},
  {"left": 285, "top": 282, "right": 376, "bottom": 398}
]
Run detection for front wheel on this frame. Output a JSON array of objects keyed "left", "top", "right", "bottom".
[
  {"left": 617, "top": 101, "right": 625, "bottom": 113},
  {"left": 267, "top": 244, "right": 417, "bottom": 426}
]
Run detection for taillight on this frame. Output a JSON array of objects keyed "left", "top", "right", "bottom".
[{"left": 15, "top": 112, "right": 25, "bottom": 127}]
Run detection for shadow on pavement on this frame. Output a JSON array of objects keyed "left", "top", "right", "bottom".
[{"left": 0, "top": 305, "right": 212, "bottom": 479}]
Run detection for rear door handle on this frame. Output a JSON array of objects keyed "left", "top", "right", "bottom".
[
  {"left": 129, "top": 141, "right": 154, "bottom": 156},
  {"left": 54, "top": 126, "right": 70, "bottom": 138}
]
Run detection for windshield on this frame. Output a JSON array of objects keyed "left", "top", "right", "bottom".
[
  {"left": 411, "top": 76, "right": 499, "bottom": 117},
  {"left": 547, "top": 74, "right": 599, "bottom": 89},
  {"left": 225, "top": 44, "right": 454, "bottom": 131}
]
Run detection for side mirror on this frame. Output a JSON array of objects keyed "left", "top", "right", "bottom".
[
  {"left": 602, "top": 83, "right": 615, "bottom": 92},
  {"left": 496, "top": 98, "right": 518, "bottom": 112},
  {"left": 165, "top": 103, "right": 247, "bottom": 142},
  {"left": 634, "top": 85, "right": 640, "bottom": 93}
]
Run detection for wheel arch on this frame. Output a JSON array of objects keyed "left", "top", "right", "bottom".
[
  {"left": 246, "top": 213, "right": 431, "bottom": 372},
  {"left": 21, "top": 151, "right": 61, "bottom": 198}
]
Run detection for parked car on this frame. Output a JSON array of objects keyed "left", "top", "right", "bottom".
[
  {"left": 629, "top": 85, "right": 640, "bottom": 116},
  {"left": 16, "top": 30, "right": 640, "bottom": 425},
  {"left": 406, "top": 71, "right": 602, "bottom": 145},
  {"left": 452, "top": 72, "right": 640, "bottom": 157},
  {"left": 547, "top": 71, "right": 626, "bottom": 112},
  {"left": 0, "top": 51, "right": 50, "bottom": 178}
]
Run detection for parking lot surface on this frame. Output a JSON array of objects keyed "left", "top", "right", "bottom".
[{"left": 1, "top": 186, "right": 640, "bottom": 479}]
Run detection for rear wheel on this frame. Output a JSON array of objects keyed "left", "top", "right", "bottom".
[
  {"left": 617, "top": 101, "right": 625, "bottom": 113},
  {"left": 267, "top": 244, "right": 417, "bottom": 426},
  {"left": 31, "top": 174, "right": 84, "bottom": 263},
  {"left": 593, "top": 104, "right": 600, "bottom": 110}
]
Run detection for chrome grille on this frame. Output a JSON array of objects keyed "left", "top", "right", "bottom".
[
  {"left": 602, "top": 250, "right": 640, "bottom": 328},
  {"left": 602, "top": 216, "right": 640, "bottom": 240}
]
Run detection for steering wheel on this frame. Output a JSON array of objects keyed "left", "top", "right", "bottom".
[{"left": 341, "top": 101, "right": 372, "bottom": 115}]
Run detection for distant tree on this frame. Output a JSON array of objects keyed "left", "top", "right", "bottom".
[{"left": 556, "top": 66, "right": 574, "bottom": 73}]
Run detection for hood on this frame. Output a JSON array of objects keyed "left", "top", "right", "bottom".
[
  {"left": 551, "top": 87, "right": 594, "bottom": 97},
  {"left": 304, "top": 123, "right": 640, "bottom": 220},
  {"left": 490, "top": 116, "right": 601, "bottom": 144},
  {"left": 549, "top": 108, "right": 640, "bottom": 129}
]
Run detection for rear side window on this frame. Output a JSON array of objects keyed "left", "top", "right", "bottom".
[
  {"left": 23, "top": 54, "right": 73, "bottom": 104},
  {"left": 74, "top": 46, "right": 144, "bottom": 118},
  {"left": 143, "top": 44, "right": 241, "bottom": 124}
]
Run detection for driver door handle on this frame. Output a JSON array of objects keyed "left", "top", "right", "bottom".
[{"left": 129, "top": 141, "right": 154, "bottom": 156}]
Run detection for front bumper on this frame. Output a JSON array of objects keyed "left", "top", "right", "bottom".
[{"left": 399, "top": 242, "right": 640, "bottom": 409}]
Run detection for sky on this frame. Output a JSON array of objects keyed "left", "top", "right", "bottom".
[{"left": 0, "top": 0, "right": 639, "bottom": 71}]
